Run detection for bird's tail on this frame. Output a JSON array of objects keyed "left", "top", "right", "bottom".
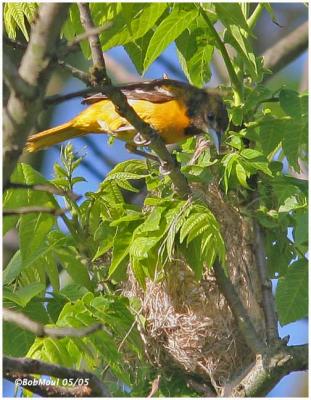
[{"left": 26, "top": 121, "right": 84, "bottom": 152}]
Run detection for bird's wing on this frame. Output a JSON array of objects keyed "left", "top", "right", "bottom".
[{"left": 82, "top": 79, "right": 187, "bottom": 105}]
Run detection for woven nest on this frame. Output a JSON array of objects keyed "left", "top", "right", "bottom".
[{"left": 123, "top": 182, "right": 266, "bottom": 394}]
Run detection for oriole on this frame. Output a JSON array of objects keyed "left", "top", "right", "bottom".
[{"left": 26, "top": 79, "right": 229, "bottom": 155}]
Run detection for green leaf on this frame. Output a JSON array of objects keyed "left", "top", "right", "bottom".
[
  {"left": 131, "top": 258, "right": 146, "bottom": 289},
  {"left": 144, "top": 6, "right": 198, "bottom": 71},
  {"left": 125, "top": 30, "right": 153, "bottom": 73},
  {"left": 3, "top": 321, "right": 35, "bottom": 356},
  {"left": 19, "top": 213, "right": 55, "bottom": 264},
  {"left": 224, "top": 25, "right": 258, "bottom": 80},
  {"left": 265, "top": 232, "right": 294, "bottom": 278},
  {"left": 139, "top": 207, "right": 164, "bottom": 232},
  {"left": 279, "top": 89, "right": 302, "bottom": 118},
  {"left": 240, "top": 149, "right": 264, "bottom": 159},
  {"left": 235, "top": 162, "right": 251, "bottom": 189},
  {"left": 282, "top": 119, "right": 307, "bottom": 172},
  {"left": 3, "top": 250, "right": 23, "bottom": 284},
  {"left": 214, "top": 3, "right": 252, "bottom": 34},
  {"left": 129, "top": 206, "right": 171, "bottom": 262},
  {"left": 244, "top": 85, "right": 272, "bottom": 111},
  {"left": 294, "top": 211, "right": 308, "bottom": 246},
  {"left": 4, "top": 3, "right": 37, "bottom": 40},
  {"left": 92, "top": 222, "right": 116, "bottom": 260},
  {"left": 257, "top": 119, "right": 284, "bottom": 156},
  {"left": 176, "top": 28, "right": 213, "bottom": 87},
  {"left": 276, "top": 259, "right": 308, "bottom": 325},
  {"left": 222, "top": 153, "right": 239, "bottom": 193},
  {"left": 47, "top": 294, "right": 67, "bottom": 323},
  {"left": 108, "top": 228, "right": 132, "bottom": 280},
  {"left": 105, "top": 171, "right": 148, "bottom": 182},
  {"left": 55, "top": 248, "right": 93, "bottom": 291},
  {"left": 180, "top": 238, "right": 203, "bottom": 280},
  {"left": 44, "top": 256, "right": 60, "bottom": 292},
  {"left": 59, "top": 284, "right": 89, "bottom": 302},
  {"left": 165, "top": 202, "right": 189, "bottom": 258},
  {"left": 4, "top": 163, "right": 56, "bottom": 234},
  {"left": 43, "top": 338, "right": 74, "bottom": 367},
  {"left": 101, "top": 3, "right": 167, "bottom": 51},
  {"left": 180, "top": 213, "right": 206, "bottom": 244},
  {"left": 4, "top": 283, "right": 45, "bottom": 307},
  {"left": 230, "top": 105, "right": 244, "bottom": 126}
]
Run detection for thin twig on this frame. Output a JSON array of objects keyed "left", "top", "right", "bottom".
[
  {"left": 4, "top": 356, "right": 110, "bottom": 397},
  {"left": 4, "top": 182, "right": 80, "bottom": 201},
  {"left": 3, "top": 206, "right": 67, "bottom": 217},
  {"left": 44, "top": 87, "right": 97, "bottom": 106},
  {"left": 4, "top": 36, "right": 27, "bottom": 50},
  {"left": 3, "top": 308, "right": 104, "bottom": 339},
  {"left": 147, "top": 375, "right": 161, "bottom": 398},
  {"left": 64, "top": 22, "right": 112, "bottom": 54},
  {"left": 57, "top": 60, "right": 90, "bottom": 83},
  {"left": 213, "top": 260, "right": 266, "bottom": 354}
]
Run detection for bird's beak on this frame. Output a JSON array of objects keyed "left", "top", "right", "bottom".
[{"left": 207, "top": 128, "right": 222, "bottom": 154}]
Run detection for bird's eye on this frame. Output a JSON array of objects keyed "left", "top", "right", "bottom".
[{"left": 207, "top": 113, "right": 215, "bottom": 122}]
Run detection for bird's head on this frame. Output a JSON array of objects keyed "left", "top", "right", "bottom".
[{"left": 187, "top": 89, "right": 229, "bottom": 153}]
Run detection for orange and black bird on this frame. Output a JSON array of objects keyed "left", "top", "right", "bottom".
[{"left": 26, "top": 79, "right": 229, "bottom": 155}]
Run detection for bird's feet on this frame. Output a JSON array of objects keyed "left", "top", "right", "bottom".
[
  {"left": 159, "top": 161, "right": 174, "bottom": 175},
  {"left": 133, "top": 133, "right": 151, "bottom": 146},
  {"left": 125, "top": 144, "right": 175, "bottom": 176}
]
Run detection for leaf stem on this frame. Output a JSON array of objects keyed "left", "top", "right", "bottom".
[
  {"left": 198, "top": 6, "right": 243, "bottom": 105},
  {"left": 241, "top": 3, "right": 250, "bottom": 19},
  {"left": 247, "top": 4, "right": 264, "bottom": 30}
]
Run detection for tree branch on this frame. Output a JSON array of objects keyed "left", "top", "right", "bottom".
[
  {"left": 263, "top": 20, "right": 308, "bottom": 80},
  {"left": 228, "top": 344, "right": 308, "bottom": 397},
  {"left": 3, "top": 3, "right": 70, "bottom": 189},
  {"left": 3, "top": 308, "right": 104, "bottom": 339},
  {"left": 3, "top": 206, "right": 67, "bottom": 217},
  {"left": 253, "top": 222, "right": 279, "bottom": 345},
  {"left": 77, "top": 2, "right": 191, "bottom": 198},
  {"left": 78, "top": 3, "right": 109, "bottom": 85},
  {"left": 3, "top": 52, "right": 37, "bottom": 99},
  {"left": 4, "top": 356, "right": 110, "bottom": 397},
  {"left": 213, "top": 260, "right": 266, "bottom": 354},
  {"left": 4, "top": 182, "right": 80, "bottom": 201}
]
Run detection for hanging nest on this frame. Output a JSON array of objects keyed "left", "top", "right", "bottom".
[{"left": 123, "top": 182, "right": 266, "bottom": 394}]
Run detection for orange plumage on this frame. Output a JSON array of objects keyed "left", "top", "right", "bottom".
[{"left": 26, "top": 79, "right": 228, "bottom": 153}]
